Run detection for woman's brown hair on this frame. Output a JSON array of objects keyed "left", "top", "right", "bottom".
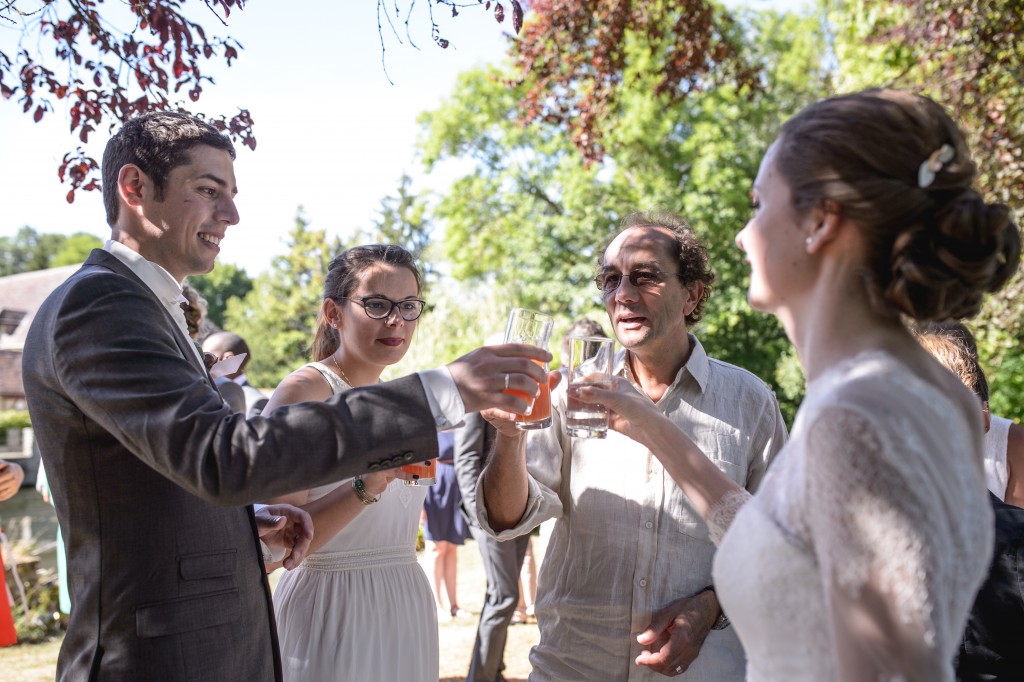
[{"left": 775, "top": 88, "right": 1020, "bottom": 321}]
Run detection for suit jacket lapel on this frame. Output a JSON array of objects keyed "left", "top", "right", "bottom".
[{"left": 85, "top": 250, "right": 215, "bottom": 386}]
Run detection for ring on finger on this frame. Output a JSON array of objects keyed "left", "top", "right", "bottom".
[{"left": 504, "top": 373, "right": 510, "bottom": 390}]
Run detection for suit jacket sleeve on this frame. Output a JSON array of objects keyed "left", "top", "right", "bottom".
[
  {"left": 453, "top": 412, "right": 490, "bottom": 528},
  {"left": 27, "top": 260, "right": 439, "bottom": 507}
]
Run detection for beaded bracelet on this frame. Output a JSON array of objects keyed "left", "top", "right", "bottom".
[{"left": 352, "top": 477, "right": 380, "bottom": 506}]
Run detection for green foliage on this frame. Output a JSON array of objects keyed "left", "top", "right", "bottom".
[
  {"left": 418, "top": 67, "right": 617, "bottom": 317},
  {"left": 974, "top": 317, "right": 1024, "bottom": 417},
  {"left": 50, "top": 233, "right": 102, "bottom": 267},
  {"left": 0, "top": 227, "right": 100, "bottom": 275},
  {"left": 0, "top": 410, "right": 31, "bottom": 430},
  {"left": 224, "top": 210, "right": 341, "bottom": 389},
  {"left": 187, "top": 263, "right": 254, "bottom": 329},
  {"left": 357, "top": 175, "right": 434, "bottom": 270},
  {"left": 0, "top": 227, "right": 97, "bottom": 276}
]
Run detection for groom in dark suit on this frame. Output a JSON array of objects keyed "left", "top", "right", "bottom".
[{"left": 22, "top": 111, "right": 550, "bottom": 682}]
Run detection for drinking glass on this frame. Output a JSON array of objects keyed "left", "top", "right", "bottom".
[
  {"left": 504, "top": 308, "right": 554, "bottom": 430},
  {"left": 399, "top": 459, "right": 437, "bottom": 486},
  {"left": 565, "top": 335, "right": 615, "bottom": 438}
]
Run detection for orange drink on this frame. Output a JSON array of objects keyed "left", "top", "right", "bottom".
[
  {"left": 508, "top": 359, "right": 552, "bottom": 430},
  {"left": 504, "top": 308, "right": 554, "bottom": 431},
  {"left": 400, "top": 459, "right": 437, "bottom": 486}
]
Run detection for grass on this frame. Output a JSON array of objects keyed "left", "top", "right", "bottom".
[{"left": 1, "top": 538, "right": 540, "bottom": 681}]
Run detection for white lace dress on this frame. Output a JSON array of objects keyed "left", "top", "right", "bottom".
[
  {"left": 273, "top": 363, "right": 437, "bottom": 682},
  {"left": 710, "top": 352, "right": 993, "bottom": 681}
]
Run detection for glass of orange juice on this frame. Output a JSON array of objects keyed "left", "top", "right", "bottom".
[
  {"left": 399, "top": 459, "right": 437, "bottom": 486},
  {"left": 504, "top": 307, "right": 553, "bottom": 430}
]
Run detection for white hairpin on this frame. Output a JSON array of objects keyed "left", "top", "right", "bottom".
[{"left": 918, "top": 144, "right": 955, "bottom": 189}]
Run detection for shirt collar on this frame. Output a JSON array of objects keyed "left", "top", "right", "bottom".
[
  {"left": 613, "top": 333, "right": 710, "bottom": 395},
  {"left": 104, "top": 240, "right": 198, "bottom": 359},
  {"left": 104, "top": 240, "right": 185, "bottom": 306}
]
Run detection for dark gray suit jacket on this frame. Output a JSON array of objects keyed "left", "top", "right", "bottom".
[
  {"left": 22, "top": 250, "right": 439, "bottom": 681},
  {"left": 453, "top": 411, "right": 496, "bottom": 529}
]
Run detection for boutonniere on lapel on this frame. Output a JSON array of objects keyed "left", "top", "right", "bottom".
[
  {"left": 192, "top": 341, "right": 218, "bottom": 374},
  {"left": 203, "top": 351, "right": 218, "bottom": 374}
]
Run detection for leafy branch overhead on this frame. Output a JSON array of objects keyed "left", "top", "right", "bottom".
[
  {"left": 862, "top": 0, "right": 1022, "bottom": 213},
  {"left": 510, "top": 0, "right": 759, "bottom": 163},
  {"left": 374, "top": 0, "right": 523, "bottom": 84},
  {"left": 0, "top": 0, "right": 254, "bottom": 204}
]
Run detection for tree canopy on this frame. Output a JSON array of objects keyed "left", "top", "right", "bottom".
[
  {"left": 510, "top": 0, "right": 758, "bottom": 163},
  {"left": 187, "top": 262, "right": 253, "bottom": 329},
  {"left": 417, "top": 8, "right": 829, "bottom": 420},
  {"left": 0, "top": 226, "right": 101, "bottom": 275}
]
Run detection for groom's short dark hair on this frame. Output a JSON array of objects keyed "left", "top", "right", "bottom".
[{"left": 102, "top": 111, "right": 235, "bottom": 226}]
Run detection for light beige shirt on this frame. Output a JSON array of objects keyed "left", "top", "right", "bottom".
[{"left": 477, "top": 335, "right": 787, "bottom": 682}]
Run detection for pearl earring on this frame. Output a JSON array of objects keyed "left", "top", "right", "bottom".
[{"left": 805, "top": 236, "right": 813, "bottom": 247}]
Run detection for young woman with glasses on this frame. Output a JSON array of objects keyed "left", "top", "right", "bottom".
[{"left": 260, "top": 244, "right": 438, "bottom": 682}]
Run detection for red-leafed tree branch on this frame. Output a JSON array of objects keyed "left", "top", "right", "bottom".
[
  {"left": 510, "top": 0, "right": 757, "bottom": 163},
  {"left": 1, "top": 0, "right": 253, "bottom": 203},
  {"left": 865, "top": 0, "right": 1022, "bottom": 213}
]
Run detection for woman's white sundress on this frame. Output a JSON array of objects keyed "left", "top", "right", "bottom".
[{"left": 273, "top": 362, "right": 437, "bottom": 682}]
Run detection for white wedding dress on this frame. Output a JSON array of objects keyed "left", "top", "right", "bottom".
[
  {"left": 273, "top": 363, "right": 437, "bottom": 682},
  {"left": 710, "top": 352, "right": 993, "bottom": 681}
]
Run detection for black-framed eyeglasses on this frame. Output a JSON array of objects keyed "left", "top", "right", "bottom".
[
  {"left": 594, "top": 268, "right": 682, "bottom": 296},
  {"left": 340, "top": 296, "right": 426, "bottom": 321}
]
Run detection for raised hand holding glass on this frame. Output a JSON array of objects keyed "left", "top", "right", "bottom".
[{"left": 504, "top": 308, "right": 554, "bottom": 430}]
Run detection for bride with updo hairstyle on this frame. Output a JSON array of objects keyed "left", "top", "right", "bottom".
[
  {"left": 772, "top": 88, "right": 1019, "bottom": 323},
  {"left": 573, "top": 89, "right": 1020, "bottom": 681}
]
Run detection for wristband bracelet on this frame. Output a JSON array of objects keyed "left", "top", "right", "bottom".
[{"left": 352, "top": 477, "right": 380, "bottom": 506}]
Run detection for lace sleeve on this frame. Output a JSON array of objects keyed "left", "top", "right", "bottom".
[
  {"left": 707, "top": 488, "right": 752, "bottom": 546},
  {"left": 803, "top": 405, "right": 945, "bottom": 681}
]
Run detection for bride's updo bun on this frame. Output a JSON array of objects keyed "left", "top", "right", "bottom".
[{"left": 774, "top": 88, "right": 1020, "bottom": 322}]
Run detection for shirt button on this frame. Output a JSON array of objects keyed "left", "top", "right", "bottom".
[
  {"left": 639, "top": 578, "right": 647, "bottom": 588},
  {"left": 645, "top": 521, "right": 653, "bottom": 529}
]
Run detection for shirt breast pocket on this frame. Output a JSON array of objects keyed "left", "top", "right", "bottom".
[{"left": 675, "top": 434, "right": 745, "bottom": 539}]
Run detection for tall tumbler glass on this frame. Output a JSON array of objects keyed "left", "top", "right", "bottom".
[
  {"left": 565, "top": 335, "right": 616, "bottom": 438},
  {"left": 504, "top": 308, "right": 554, "bottom": 430},
  {"left": 399, "top": 459, "right": 437, "bottom": 486}
]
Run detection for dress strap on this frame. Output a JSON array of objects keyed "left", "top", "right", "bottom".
[{"left": 306, "top": 361, "right": 351, "bottom": 395}]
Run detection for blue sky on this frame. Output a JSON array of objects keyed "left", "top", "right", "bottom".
[{"left": 0, "top": 0, "right": 809, "bottom": 276}]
